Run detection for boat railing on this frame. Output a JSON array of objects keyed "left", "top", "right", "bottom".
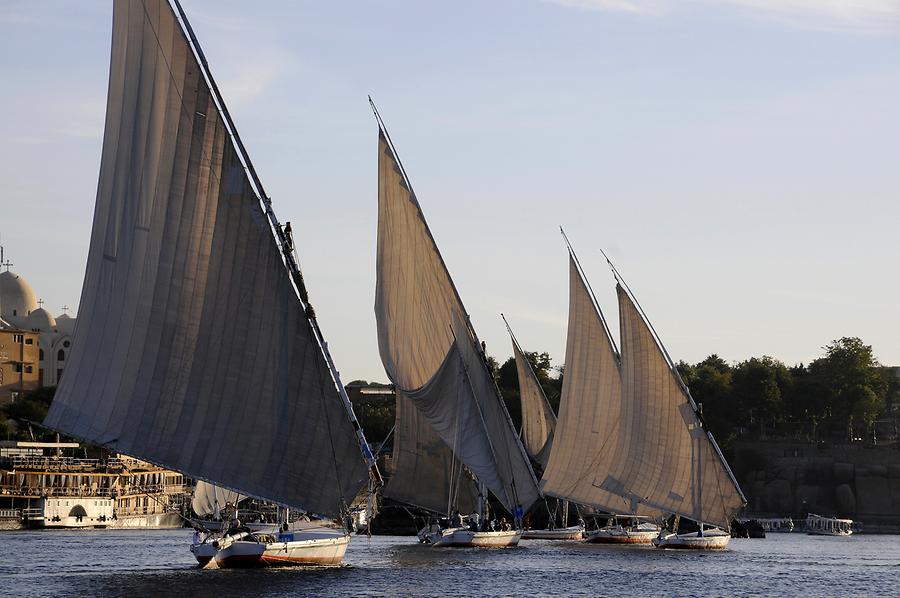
[
  {"left": 0, "top": 484, "right": 115, "bottom": 498},
  {"left": 0, "top": 508, "right": 22, "bottom": 519},
  {"left": 10, "top": 456, "right": 112, "bottom": 470}
]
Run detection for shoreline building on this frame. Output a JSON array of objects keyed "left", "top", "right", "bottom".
[
  {"left": 0, "top": 441, "right": 187, "bottom": 529},
  {"left": 0, "top": 265, "right": 77, "bottom": 397}
]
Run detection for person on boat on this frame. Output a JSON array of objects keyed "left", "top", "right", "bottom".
[
  {"left": 500, "top": 518, "right": 511, "bottom": 531},
  {"left": 283, "top": 222, "right": 294, "bottom": 251},
  {"left": 450, "top": 510, "right": 462, "bottom": 528},
  {"left": 514, "top": 504, "right": 524, "bottom": 530}
]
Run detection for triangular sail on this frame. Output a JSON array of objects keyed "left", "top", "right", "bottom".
[
  {"left": 374, "top": 128, "right": 540, "bottom": 513},
  {"left": 506, "top": 322, "right": 556, "bottom": 468},
  {"left": 43, "top": 0, "right": 369, "bottom": 519},
  {"left": 541, "top": 255, "right": 660, "bottom": 516},
  {"left": 605, "top": 284, "right": 745, "bottom": 529},
  {"left": 192, "top": 481, "right": 244, "bottom": 518},
  {"left": 384, "top": 393, "right": 478, "bottom": 515}
]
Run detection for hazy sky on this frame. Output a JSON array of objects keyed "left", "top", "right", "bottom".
[{"left": 1, "top": 0, "right": 898, "bottom": 382}]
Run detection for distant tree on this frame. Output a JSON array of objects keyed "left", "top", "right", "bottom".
[
  {"left": 6, "top": 386, "right": 56, "bottom": 425},
  {"left": 352, "top": 398, "right": 395, "bottom": 447},
  {"left": 731, "top": 356, "right": 791, "bottom": 433},
  {"left": 681, "top": 355, "right": 734, "bottom": 447},
  {"left": 784, "top": 364, "right": 829, "bottom": 424},
  {"left": 884, "top": 369, "right": 900, "bottom": 417},
  {"left": 807, "top": 337, "right": 887, "bottom": 434},
  {"left": 0, "top": 417, "right": 12, "bottom": 441}
]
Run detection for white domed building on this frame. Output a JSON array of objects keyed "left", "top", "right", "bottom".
[{"left": 0, "top": 269, "right": 77, "bottom": 388}]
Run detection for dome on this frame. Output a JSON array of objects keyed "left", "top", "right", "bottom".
[
  {"left": 27, "top": 307, "right": 56, "bottom": 331},
  {"left": 0, "top": 270, "right": 38, "bottom": 320},
  {"left": 56, "top": 313, "right": 76, "bottom": 334}
]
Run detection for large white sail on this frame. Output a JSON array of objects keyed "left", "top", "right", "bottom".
[
  {"left": 385, "top": 393, "right": 478, "bottom": 515},
  {"left": 44, "top": 0, "right": 371, "bottom": 519},
  {"left": 505, "top": 321, "right": 556, "bottom": 468},
  {"left": 374, "top": 128, "right": 540, "bottom": 513},
  {"left": 192, "top": 481, "right": 244, "bottom": 518},
  {"left": 602, "top": 284, "right": 745, "bottom": 529},
  {"left": 541, "top": 255, "right": 659, "bottom": 516}
]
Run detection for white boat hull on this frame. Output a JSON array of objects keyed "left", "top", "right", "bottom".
[
  {"left": 807, "top": 529, "right": 852, "bottom": 536},
  {"left": 424, "top": 527, "right": 521, "bottom": 547},
  {"left": 522, "top": 526, "right": 584, "bottom": 540},
  {"left": 652, "top": 529, "right": 730, "bottom": 550},
  {"left": 585, "top": 527, "right": 658, "bottom": 544},
  {"left": 214, "top": 531, "right": 350, "bottom": 568},
  {"left": 190, "top": 541, "right": 218, "bottom": 567}
]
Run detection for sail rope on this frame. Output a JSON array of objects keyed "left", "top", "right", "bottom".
[{"left": 317, "top": 359, "right": 352, "bottom": 533}]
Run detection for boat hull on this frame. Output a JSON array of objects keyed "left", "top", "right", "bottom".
[
  {"left": 522, "top": 526, "right": 584, "bottom": 540},
  {"left": 190, "top": 542, "right": 218, "bottom": 567},
  {"left": 585, "top": 528, "right": 657, "bottom": 544},
  {"left": 215, "top": 532, "right": 350, "bottom": 568},
  {"left": 807, "top": 530, "right": 853, "bottom": 537},
  {"left": 425, "top": 527, "right": 521, "bottom": 547},
  {"left": 652, "top": 530, "right": 730, "bottom": 550}
]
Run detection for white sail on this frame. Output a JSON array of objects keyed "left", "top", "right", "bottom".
[
  {"left": 374, "top": 129, "right": 540, "bottom": 513},
  {"left": 384, "top": 393, "right": 478, "bottom": 515},
  {"left": 506, "top": 322, "right": 556, "bottom": 468},
  {"left": 541, "top": 255, "right": 660, "bottom": 516},
  {"left": 43, "top": 0, "right": 371, "bottom": 519},
  {"left": 192, "top": 481, "right": 244, "bottom": 518},
  {"left": 602, "top": 284, "right": 745, "bottom": 529}
]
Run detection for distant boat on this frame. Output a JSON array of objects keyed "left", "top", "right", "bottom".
[
  {"left": 371, "top": 102, "right": 540, "bottom": 548},
  {"left": 43, "top": 0, "right": 380, "bottom": 568},
  {"left": 805, "top": 514, "right": 853, "bottom": 536}
]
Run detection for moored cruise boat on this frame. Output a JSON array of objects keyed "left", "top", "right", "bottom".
[
  {"left": 652, "top": 527, "right": 731, "bottom": 550},
  {"left": 1, "top": 442, "right": 187, "bottom": 529},
  {"left": 805, "top": 514, "right": 853, "bottom": 536}
]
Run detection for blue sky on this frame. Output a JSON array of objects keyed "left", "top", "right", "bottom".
[{"left": 1, "top": 0, "right": 898, "bottom": 381}]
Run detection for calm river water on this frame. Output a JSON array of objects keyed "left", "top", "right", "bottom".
[{"left": 1, "top": 530, "right": 897, "bottom": 597}]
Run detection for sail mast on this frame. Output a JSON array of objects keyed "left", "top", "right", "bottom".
[{"left": 172, "top": 0, "right": 380, "bottom": 485}]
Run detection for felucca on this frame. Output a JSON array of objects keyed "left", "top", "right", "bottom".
[
  {"left": 540, "top": 233, "right": 746, "bottom": 548},
  {"left": 539, "top": 234, "right": 663, "bottom": 545},
  {"left": 502, "top": 316, "right": 584, "bottom": 541},
  {"left": 598, "top": 242, "right": 746, "bottom": 549},
  {"left": 372, "top": 102, "right": 541, "bottom": 547},
  {"left": 43, "top": 0, "right": 380, "bottom": 568}
]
